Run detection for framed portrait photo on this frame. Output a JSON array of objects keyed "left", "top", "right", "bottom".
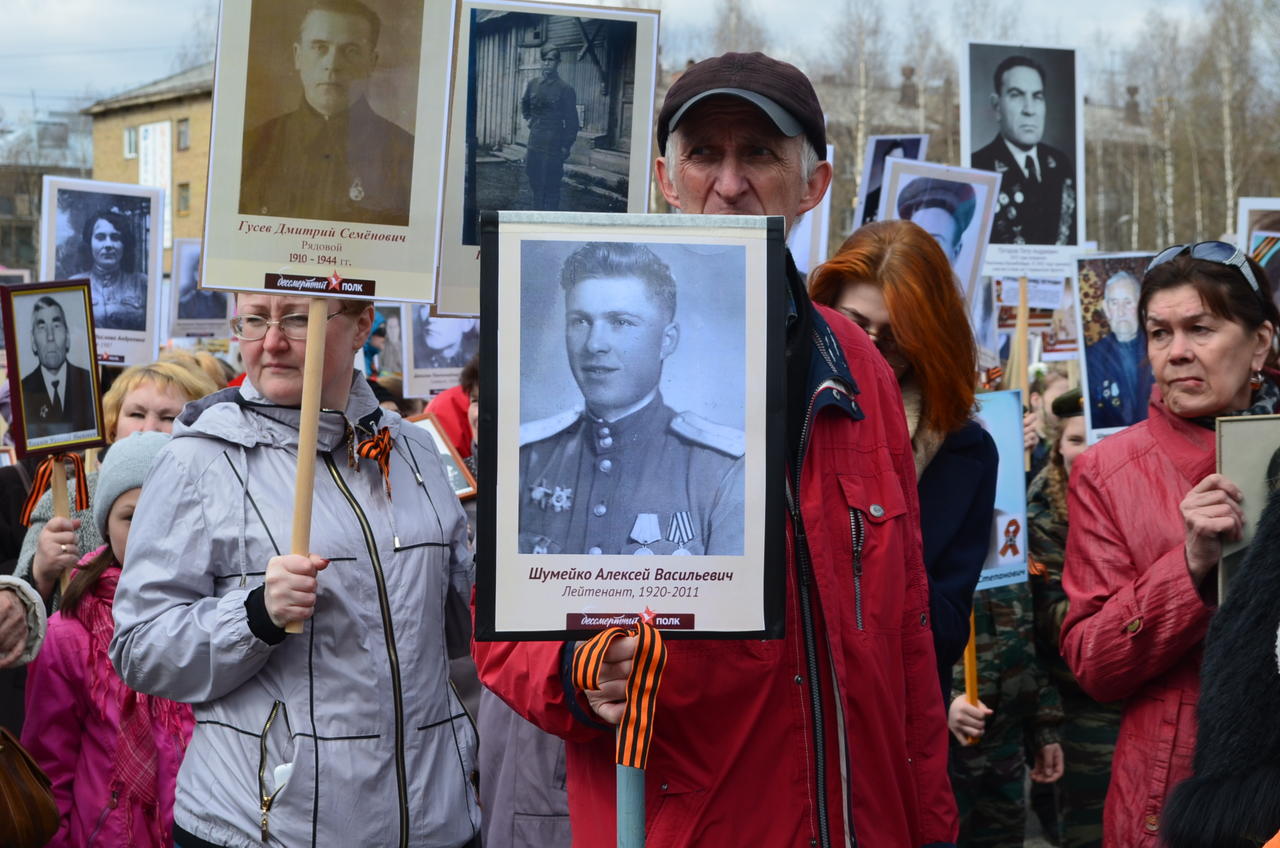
[
  {"left": 1075, "top": 252, "right": 1155, "bottom": 442},
  {"left": 202, "top": 0, "right": 457, "bottom": 303},
  {"left": 1, "top": 280, "right": 107, "bottom": 457},
  {"left": 475, "top": 211, "right": 786, "bottom": 641},
  {"left": 406, "top": 312, "right": 480, "bottom": 396},
  {"left": 0, "top": 270, "right": 32, "bottom": 286},
  {"left": 170, "top": 238, "right": 232, "bottom": 339},
  {"left": 1216, "top": 414, "right": 1280, "bottom": 601},
  {"left": 855, "top": 133, "right": 928, "bottom": 228},
  {"left": 433, "top": 0, "right": 661, "bottom": 316},
  {"left": 40, "top": 176, "right": 162, "bottom": 366},
  {"left": 408, "top": 410, "right": 477, "bottom": 499},
  {"left": 974, "top": 389, "right": 1028, "bottom": 589},
  {"left": 961, "top": 41, "right": 1085, "bottom": 278},
  {"left": 1237, "top": 197, "right": 1280, "bottom": 312},
  {"left": 880, "top": 157, "right": 1000, "bottom": 307}
]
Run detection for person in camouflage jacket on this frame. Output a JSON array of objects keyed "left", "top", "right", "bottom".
[{"left": 1027, "top": 388, "right": 1122, "bottom": 848}]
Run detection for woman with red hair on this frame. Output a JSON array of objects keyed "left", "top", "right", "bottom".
[{"left": 810, "top": 219, "right": 997, "bottom": 697}]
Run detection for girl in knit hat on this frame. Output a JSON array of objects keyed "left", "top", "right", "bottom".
[{"left": 21, "top": 430, "right": 193, "bottom": 847}]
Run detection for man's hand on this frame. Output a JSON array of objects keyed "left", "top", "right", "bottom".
[
  {"left": 947, "top": 695, "right": 992, "bottom": 744},
  {"left": 0, "top": 589, "right": 28, "bottom": 668},
  {"left": 582, "top": 635, "right": 636, "bottom": 725},
  {"left": 1030, "top": 742, "right": 1064, "bottom": 783},
  {"left": 33, "top": 516, "right": 82, "bottom": 599},
  {"left": 1181, "top": 473, "right": 1244, "bottom": 584},
  {"left": 264, "top": 554, "right": 329, "bottom": 629}
]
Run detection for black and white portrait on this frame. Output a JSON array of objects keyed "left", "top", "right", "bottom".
[
  {"left": 412, "top": 311, "right": 479, "bottom": 370},
  {"left": 517, "top": 240, "right": 746, "bottom": 556},
  {"left": 461, "top": 11, "right": 638, "bottom": 244},
  {"left": 238, "top": 0, "right": 422, "bottom": 225},
  {"left": 858, "top": 134, "right": 927, "bottom": 226},
  {"left": 6, "top": 285, "right": 102, "bottom": 449},
  {"left": 882, "top": 159, "right": 1000, "bottom": 305},
  {"left": 53, "top": 190, "right": 152, "bottom": 332},
  {"left": 967, "top": 43, "right": 1081, "bottom": 247},
  {"left": 171, "top": 239, "right": 230, "bottom": 338}
]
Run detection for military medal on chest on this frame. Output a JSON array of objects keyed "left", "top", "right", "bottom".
[
  {"left": 667, "top": 511, "right": 696, "bottom": 555},
  {"left": 629, "top": 513, "right": 661, "bottom": 555}
]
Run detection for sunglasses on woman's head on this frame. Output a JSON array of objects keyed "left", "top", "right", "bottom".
[{"left": 1146, "top": 241, "right": 1265, "bottom": 302}]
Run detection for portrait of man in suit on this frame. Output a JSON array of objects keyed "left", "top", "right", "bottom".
[
  {"left": 20, "top": 295, "right": 97, "bottom": 440},
  {"left": 971, "top": 53, "right": 1077, "bottom": 246}
]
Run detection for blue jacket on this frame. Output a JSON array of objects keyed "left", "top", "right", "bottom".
[{"left": 917, "top": 420, "right": 999, "bottom": 699}]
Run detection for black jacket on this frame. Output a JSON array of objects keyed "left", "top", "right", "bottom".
[
  {"left": 19, "top": 363, "right": 95, "bottom": 439},
  {"left": 971, "top": 135, "right": 1077, "bottom": 245}
]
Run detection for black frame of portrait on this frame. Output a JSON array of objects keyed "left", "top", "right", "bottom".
[
  {"left": 475, "top": 211, "right": 787, "bottom": 642},
  {"left": 1, "top": 280, "right": 107, "bottom": 458}
]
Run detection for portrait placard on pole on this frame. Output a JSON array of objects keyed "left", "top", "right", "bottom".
[
  {"left": 961, "top": 41, "right": 1085, "bottom": 279},
  {"left": 201, "top": 0, "right": 457, "bottom": 303},
  {"left": 1237, "top": 196, "right": 1280, "bottom": 310},
  {"left": 475, "top": 211, "right": 785, "bottom": 640},
  {"left": 973, "top": 390, "right": 1027, "bottom": 589},
  {"left": 39, "top": 176, "right": 163, "bottom": 365},
  {"left": 0, "top": 280, "right": 107, "bottom": 457},
  {"left": 433, "top": 0, "right": 660, "bottom": 317},
  {"left": 1216, "top": 414, "right": 1280, "bottom": 601},
  {"left": 854, "top": 134, "right": 928, "bottom": 228},
  {"left": 1074, "top": 252, "right": 1155, "bottom": 443},
  {"left": 170, "top": 238, "right": 233, "bottom": 339}
]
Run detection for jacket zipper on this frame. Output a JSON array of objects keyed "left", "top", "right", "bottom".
[
  {"left": 258, "top": 700, "right": 285, "bottom": 842},
  {"left": 324, "top": 454, "right": 410, "bottom": 848},
  {"left": 848, "top": 508, "right": 865, "bottom": 630},
  {"left": 89, "top": 790, "right": 118, "bottom": 843}
]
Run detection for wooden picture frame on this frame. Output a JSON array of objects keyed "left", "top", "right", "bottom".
[
  {"left": 407, "top": 410, "right": 477, "bottom": 500},
  {"left": 1, "top": 280, "right": 107, "bottom": 457}
]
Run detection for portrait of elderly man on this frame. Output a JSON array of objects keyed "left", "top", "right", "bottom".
[
  {"left": 896, "top": 177, "right": 976, "bottom": 266},
  {"left": 971, "top": 54, "right": 1077, "bottom": 246},
  {"left": 521, "top": 45, "right": 579, "bottom": 211},
  {"left": 519, "top": 241, "right": 744, "bottom": 556},
  {"left": 239, "top": 0, "right": 416, "bottom": 225},
  {"left": 20, "top": 296, "right": 96, "bottom": 439},
  {"left": 68, "top": 209, "right": 147, "bottom": 332},
  {"left": 1085, "top": 269, "right": 1152, "bottom": 429},
  {"left": 476, "top": 50, "right": 958, "bottom": 848}
]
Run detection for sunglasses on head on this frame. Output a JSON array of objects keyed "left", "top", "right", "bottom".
[{"left": 1146, "top": 241, "right": 1265, "bottom": 302}]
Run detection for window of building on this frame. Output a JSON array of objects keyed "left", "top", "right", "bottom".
[
  {"left": 177, "top": 182, "right": 191, "bottom": 216},
  {"left": 124, "top": 126, "right": 138, "bottom": 159},
  {"left": 176, "top": 118, "right": 190, "bottom": 151}
]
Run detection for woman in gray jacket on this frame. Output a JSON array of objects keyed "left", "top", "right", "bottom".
[{"left": 110, "top": 294, "right": 481, "bottom": 848}]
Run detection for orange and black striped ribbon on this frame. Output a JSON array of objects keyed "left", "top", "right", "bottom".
[
  {"left": 20, "top": 453, "right": 90, "bottom": 526},
  {"left": 356, "top": 429, "right": 393, "bottom": 497},
  {"left": 1252, "top": 235, "right": 1278, "bottom": 264},
  {"left": 982, "top": 366, "right": 1005, "bottom": 390},
  {"left": 572, "top": 622, "right": 667, "bottom": 770}
]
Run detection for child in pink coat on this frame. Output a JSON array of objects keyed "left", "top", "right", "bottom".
[{"left": 23, "top": 432, "right": 193, "bottom": 847}]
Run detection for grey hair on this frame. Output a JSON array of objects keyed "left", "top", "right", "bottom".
[
  {"left": 1104, "top": 271, "right": 1140, "bottom": 298},
  {"left": 663, "top": 126, "right": 821, "bottom": 182}
]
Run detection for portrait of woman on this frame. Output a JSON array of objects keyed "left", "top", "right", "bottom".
[{"left": 68, "top": 209, "right": 148, "bottom": 332}]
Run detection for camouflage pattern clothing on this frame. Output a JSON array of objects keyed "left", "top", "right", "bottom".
[
  {"left": 1027, "top": 468, "right": 1123, "bottom": 848},
  {"left": 950, "top": 580, "right": 1062, "bottom": 848}
]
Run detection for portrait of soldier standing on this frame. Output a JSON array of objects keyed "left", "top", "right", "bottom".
[
  {"left": 521, "top": 46, "right": 579, "bottom": 211},
  {"left": 239, "top": 0, "right": 416, "bottom": 225},
  {"left": 519, "top": 241, "right": 744, "bottom": 556},
  {"left": 971, "top": 54, "right": 1076, "bottom": 245}
]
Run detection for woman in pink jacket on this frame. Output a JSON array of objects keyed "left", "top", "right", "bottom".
[
  {"left": 22, "top": 431, "right": 192, "bottom": 847},
  {"left": 1061, "top": 243, "right": 1279, "bottom": 845}
]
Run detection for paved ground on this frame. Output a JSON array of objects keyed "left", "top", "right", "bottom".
[{"left": 475, "top": 158, "right": 627, "bottom": 215}]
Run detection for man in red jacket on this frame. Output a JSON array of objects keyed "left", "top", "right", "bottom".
[{"left": 474, "top": 52, "right": 958, "bottom": 847}]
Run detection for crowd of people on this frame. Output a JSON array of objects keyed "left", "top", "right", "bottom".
[{"left": 0, "top": 46, "right": 1278, "bottom": 848}]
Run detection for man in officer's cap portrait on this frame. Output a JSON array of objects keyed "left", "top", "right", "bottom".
[
  {"left": 896, "top": 177, "right": 976, "bottom": 266},
  {"left": 518, "top": 241, "right": 744, "bottom": 556},
  {"left": 239, "top": 0, "right": 416, "bottom": 225},
  {"left": 971, "top": 53, "right": 1077, "bottom": 245}
]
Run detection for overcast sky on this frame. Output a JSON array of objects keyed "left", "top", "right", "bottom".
[{"left": 0, "top": 0, "right": 1198, "bottom": 129}]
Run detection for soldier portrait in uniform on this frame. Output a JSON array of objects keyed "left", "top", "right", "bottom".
[
  {"left": 51, "top": 190, "right": 155, "bottom": 333},
  {"left": 857, "top": 133, "right": 927, "bottom": 227},
  {"left": 967, "top": 43, "right": 1081, "bottom": 247},
  {"left": 1077, "top": 253, "right": 1157, "bottom": 438},
  {"left": 238, "top": 0, "right": 422, "bottom": 225},
  {"left": 460, "top": 10, "right": 639, "bottom": 245},
  {"left": 3, "top": 284, "right": 104, "bottom": 452},
  {"left": 173, "top": 239, "right": 229, "bottom": 324},
  {"left": 517, "top": 240, "right": 746, "bottom": 556}
]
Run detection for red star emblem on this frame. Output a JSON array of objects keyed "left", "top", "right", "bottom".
[
  {"left": 327, "top": 271, "right": 343, "bottom": 291},
  {"left": 639, "top": 606, "right": 657, "bottom": 625}
]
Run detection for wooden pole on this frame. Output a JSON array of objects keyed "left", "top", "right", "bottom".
[
  {"left": 51, "top": 458, "right": 71, "bottom": 594},
  {"left": 284, "top": 298, "right": 329, "bottom": 635},
  {"left": 1006, "top": 276, "right": 1032, "bottom": 472},
  {"left": 963, "top": 608, "right": 980, "bottom": 744}
]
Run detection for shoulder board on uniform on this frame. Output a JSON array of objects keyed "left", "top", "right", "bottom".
[
  {"left": 520, "top": 407, "right": 582, "bottom": 447},
  {"left": 670, "top": 412, "right": 745, "bottom": 458}
]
